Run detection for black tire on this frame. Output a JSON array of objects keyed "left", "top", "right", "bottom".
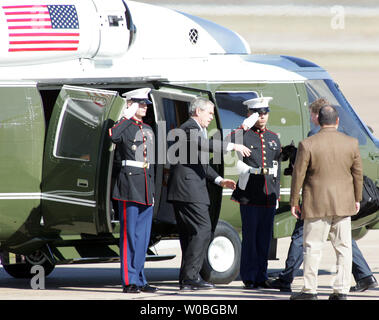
[
  {"left": 2, "top": 251, "right": 55, "bottom": 279},
  {"left": 200, "top": 220, "right": 241, "bottom": 284}
]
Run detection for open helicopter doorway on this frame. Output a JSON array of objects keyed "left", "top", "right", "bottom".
[{"left": 109, "top": 87, "right": 215, "bottom": 241}]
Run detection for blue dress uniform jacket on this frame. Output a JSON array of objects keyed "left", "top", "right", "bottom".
[
  {"left": 110, "top": 117, "right": 154, "bottom": 205},
  {"left": 110, "top": 116, "right": 155, "bottom": 289},
  {"left": 231, "top": 127, "right": 281, "bottom": 207},
  {"left": 229, "top": 125, "right": 281, "bottom": 286}
]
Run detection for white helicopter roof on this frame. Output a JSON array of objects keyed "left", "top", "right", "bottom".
[{"left": 0, "top": 0, "right": 330, "bottom": 83}]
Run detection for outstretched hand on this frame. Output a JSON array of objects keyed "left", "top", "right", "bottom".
[
  {"left": 220, "top": 179, "right": 236, "bottom": 190},
  {"left": 234, "top": 144, "right": 251, "bottom": 157}
]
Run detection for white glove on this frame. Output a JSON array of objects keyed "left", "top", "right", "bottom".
[
  {"left": 236, "top": 160, "right": 251, "bottom": 175},
  {"left": 121, "top": 102, "right": 139, "bottom": 120},
  {"left": 236, "top": 160, "right": 252, "bottom": 190},
  {"left": 242, "top": 112, "right": 259, "bottom": 130}
]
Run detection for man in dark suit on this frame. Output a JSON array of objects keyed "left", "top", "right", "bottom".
[{"left": 167, "top": 97, "right": 250, "bottom": 290}]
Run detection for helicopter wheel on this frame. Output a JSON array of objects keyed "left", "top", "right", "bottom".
[
  {"left": 2, "top": 250, "right": 55, "bottom": 279},
  {"left": 200, "top": 220, "right": 241, "bottom": 284}
]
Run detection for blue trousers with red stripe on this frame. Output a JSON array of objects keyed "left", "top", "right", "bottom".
[{"left": 119, "top": 201, "right": 153, "bottom": 287}]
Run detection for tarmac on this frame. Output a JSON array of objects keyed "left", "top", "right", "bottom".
[{"left": 0, "top": 230, "right": 378, "bottom": 301}]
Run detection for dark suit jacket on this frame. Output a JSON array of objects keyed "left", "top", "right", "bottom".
[
  {"left": 230, "top": 126, "right": 281, "bottom": 207},
  {"left": 167, "top": 118, "right": 228, "bottom": 205}
]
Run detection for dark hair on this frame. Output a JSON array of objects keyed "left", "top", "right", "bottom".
[{"left": 318, "top": 105, "right": 338, "bottom": 126}]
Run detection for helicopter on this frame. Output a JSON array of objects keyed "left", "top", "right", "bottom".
[{"left": 0, "top": 0, "right": 378, "bottom": 284}]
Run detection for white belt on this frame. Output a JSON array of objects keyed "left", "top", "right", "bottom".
[
  {"left": 122, "top": 160, "right": 150, "bottom": 169},
  {"left": 250, "top": 166, "right": 277, "bottom": 176},
  {"left": 237, "top": 160, "right": 278, "bottom": 190}
]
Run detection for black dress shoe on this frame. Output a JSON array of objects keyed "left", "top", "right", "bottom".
[
  {"left": 329, "top": 293, "right": 347, "bottom": 300},
  {"left": 267, "top": 278, "right": 292, "bottom": 292},
  {"left": 243, "top": 281, "right": 255, "bottom": 289},
  {"left": 181, "top": 279, "right": 214, "bottom": 290},
  {"left": 140, "top": 284, "right": 158, "bottom": 293},
  {"left": 290, "top": 292, "right": 318, "bottom": 300},
  {"left": 350, "top": 275, "right": 378, "bottom": 292},
  {"left": 243, "top": 280, "right": 271, "bottom": 290},
  {"left": 255, "top": 280, "right": 273, "bottom": 289},
  {"left": 198, "top": 279, "right": 215, "bottom": 289},
  {"left": 123, "top": 284, "right": 140, "bottom": 293},
  {"left": 180, "top": 283, "right": 199, "bottom": 291}
]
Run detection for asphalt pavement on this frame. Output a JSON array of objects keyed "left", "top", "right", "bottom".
[{"left": 0, "top": 230, "right": 378, "bottom": 301}]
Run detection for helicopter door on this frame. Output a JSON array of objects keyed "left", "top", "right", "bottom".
[
  {"left": 41, "top": 85, "right": 124, "bottom": 235},
  {"left": 150, "top": 87, "right": 223, "bottom": 232}
]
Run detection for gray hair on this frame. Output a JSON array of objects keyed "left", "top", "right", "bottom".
[{"left": 189, "top": 97, "right": 214, "bottom": 116}]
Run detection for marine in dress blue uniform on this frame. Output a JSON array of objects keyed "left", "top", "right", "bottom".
[
  {"left": 109, "top": 88, "right": 157, "bottom": 294},
  {"left": 230, "top": 95, "right": 281, "bottom": 289}
]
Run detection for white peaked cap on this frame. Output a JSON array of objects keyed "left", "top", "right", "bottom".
[
  {"left": 122, "top": 88, "right": 152, "bottom": 103},
  {"left": 243, "top": 96, "right": 273, "bottom": 110}
]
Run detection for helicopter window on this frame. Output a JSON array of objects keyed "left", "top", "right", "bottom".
[
  {"left": 161, "top": 98, "right": 189, "bottom": 132},
  {"left": 305, "top": 80, "right": 368, "bottom": 145},
  {"left": 54, "top": 98, "right": 102, "bottom": 161}
]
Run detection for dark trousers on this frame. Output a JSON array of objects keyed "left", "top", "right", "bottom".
[
  {"left": 240, "top": 205, "right": 276, "bottom": 284},
  {"left": 279, "top": 219, "right": 304, "bottom": 284},
  {"left": 279, "top": 219, "right": 373, "bottom": 284},
  {"left": 119, "top": 201, "right": 153, "bottom": 287},
  {"left": 173, "top": 201, "right": 212, "bottom": 282}
]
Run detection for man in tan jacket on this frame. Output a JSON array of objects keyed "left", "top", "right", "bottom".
[{"left": 289, "top": 105, "right": 363, "bottom": 300}]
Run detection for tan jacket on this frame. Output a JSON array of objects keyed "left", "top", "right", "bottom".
[{"left": 290, "top": 127, "right": 363, "bottom": 219}]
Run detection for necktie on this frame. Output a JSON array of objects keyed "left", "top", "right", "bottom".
[{"left": 202, "top": 128, "right": 207, "bottom": 139}]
